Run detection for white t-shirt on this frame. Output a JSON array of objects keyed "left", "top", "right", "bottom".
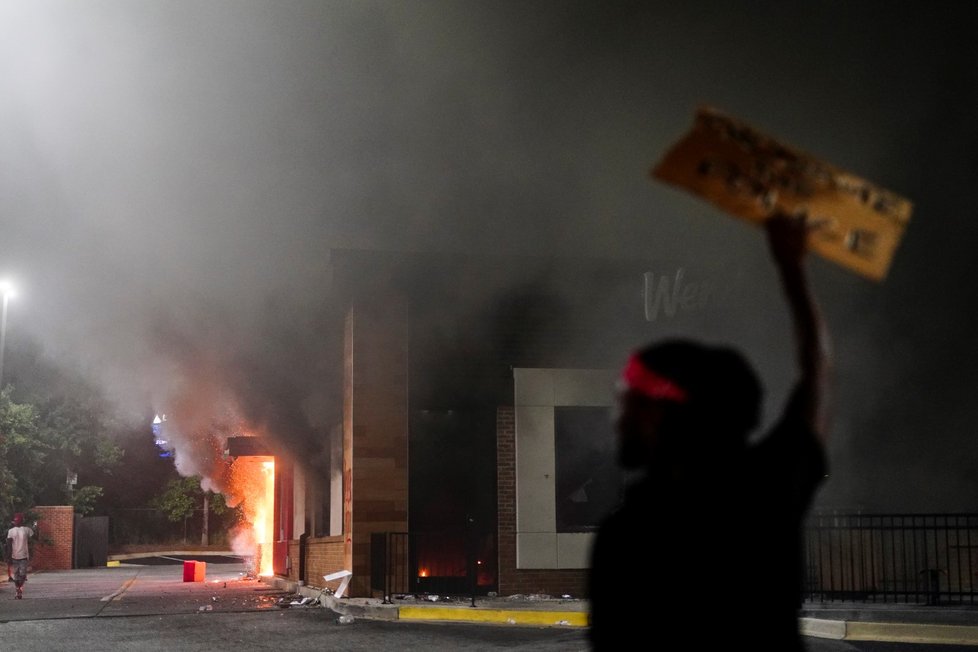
[{"left": 6, "top": 525, "right": 33, "bottom": 560}]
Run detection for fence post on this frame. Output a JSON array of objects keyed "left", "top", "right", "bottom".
[{"left": 465, "top": 515, "right": 478, "bottom": 607}]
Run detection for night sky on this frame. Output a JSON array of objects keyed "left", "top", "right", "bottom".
[{"left": 1, "top": 1, "right": 977, "bottom": 510}]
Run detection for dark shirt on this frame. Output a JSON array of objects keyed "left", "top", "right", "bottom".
[{"left": 588, "top": 385, "right": 827, "bottom": 650}]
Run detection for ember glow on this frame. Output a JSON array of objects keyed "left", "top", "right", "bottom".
[{"left": 226, "top": 455, "right": 276, "bottom": 577}]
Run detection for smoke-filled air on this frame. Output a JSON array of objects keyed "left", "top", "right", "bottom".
[{"left": 2, "top": 0, "right": 978, "bottom": 518}]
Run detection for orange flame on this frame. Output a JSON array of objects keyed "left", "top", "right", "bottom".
[
  {"left": 227, "top": 455, "right": 275, "bottom": 576},
  {"left": 258, "top": 459, "right": 275, "bottom": 576}
]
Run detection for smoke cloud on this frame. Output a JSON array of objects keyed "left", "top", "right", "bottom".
[{"left": 1, "top": 1, "right": 977, "bottom": 510}]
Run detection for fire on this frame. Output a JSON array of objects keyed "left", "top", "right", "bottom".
[
  {"left": 226, "top": 455, "right": 275, "bottom": 576},
  {"left": 418, "top": 568, "right": 430, "bottom": 578}
]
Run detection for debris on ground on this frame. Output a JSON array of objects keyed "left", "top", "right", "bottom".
[
  {"left": 504, "top": 593, "right": 554, "bottom": 602},
  {"left": 276, "top": 593, "right": 318, "bottom": 608}
]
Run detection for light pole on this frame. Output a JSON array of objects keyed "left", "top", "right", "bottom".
[{"left": 0, "top": 280, "right": 14, "bottom": 391}]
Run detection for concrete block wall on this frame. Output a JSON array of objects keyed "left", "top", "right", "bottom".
[
  {"left": 30, "top": 505, "right": 74, "bottom": 570},
  {"left": 343, "top": 294, "right": 410, "bottom": 597}
]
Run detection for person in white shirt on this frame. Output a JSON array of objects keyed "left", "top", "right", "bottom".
[{"left": 6, "top": 513, "right": 34, "bottom": 599}]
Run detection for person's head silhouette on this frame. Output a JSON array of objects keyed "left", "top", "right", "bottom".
[{"left": 614, "top": 338, "right": 762, "bottom": 471}]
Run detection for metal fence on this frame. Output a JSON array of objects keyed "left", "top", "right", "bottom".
[
  {"left": 371, "top": 532, "right": 410, "bottom": 601},
  {"left": 371, "top": 513, "right": 978, "bottom": 606},
  {"left": 803, "top": 512, "right": 978, "bottom": 605},
  {"left": 370, "top": 528, "right": 496, "bottom": 604}
]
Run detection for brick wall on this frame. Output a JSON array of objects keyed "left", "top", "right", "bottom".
[
  {"left": 30, "top": 505, "right": 74, "bottom": 570},
  {"left": 287, "top": 540, "right": 299, "bottom": 582},
  {"left": 496, "top": 407, "right": 589, "bottom": 597},
  {"left": 304, "top": 536, "right": 346, "bottom": 589}
]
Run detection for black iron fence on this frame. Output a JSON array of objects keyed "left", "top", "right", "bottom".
[
  {"left": 370, "top": 513, "right": 978, "bottom": 606},
  {"left": 370, "top": 527, "right": 497, "bottom": 604},
  {"left": 803, "top": 512, "right": 978, "bottom": 605}
]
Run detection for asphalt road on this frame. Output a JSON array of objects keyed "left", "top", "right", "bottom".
[
  {"left": 0, "top": 556, "right": 589, "bottom": 651},
  {"left": 1, "top": 557, "right": 976, "bottom": 651}
]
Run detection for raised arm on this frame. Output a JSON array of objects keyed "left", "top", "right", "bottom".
[{"left": 764, "top": 211, "right": 832, "bottom": 443}]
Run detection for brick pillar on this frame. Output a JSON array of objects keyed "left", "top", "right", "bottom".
[
  {"left": 343, "top": 292, "right": 409, "bottom": 597},
  {"left": 30, "top": 506, "right": 74, "bottom": 570},
  {"left": 495, "top": 407, "right": 517, "bottom": 595}
]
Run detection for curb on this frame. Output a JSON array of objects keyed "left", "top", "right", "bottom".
[
  {"left": 268, "top": 576, "right": 588, "bottom": 628},
  {"left": 269, "top": 577, "right": 978, "bottom": 643},
  {"left": 802, "top": 618, "right": 978, "bottom": 646},
  {"left": 397, "top": 605, "right": 588, "bottom": 627},
  {"left": 846, "top": 621, "right": 978, "bottom": 646},
  {"left": 107, "top": 550, "right": 237, "bottom": 561}
]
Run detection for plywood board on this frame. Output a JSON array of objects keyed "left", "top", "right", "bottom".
[{"left": 652, "top": 106, "right": 913, "bottom": 282}]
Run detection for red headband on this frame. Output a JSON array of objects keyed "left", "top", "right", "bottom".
[{"left": 621, "top": 354, "right": 689, "bottom": 403}]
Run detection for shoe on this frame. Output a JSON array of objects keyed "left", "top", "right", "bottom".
[{"left": 16, "top": 588, "right": 22, "bottom": 599}]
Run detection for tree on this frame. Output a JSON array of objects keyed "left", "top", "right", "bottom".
[
  {"left": 153, "top": 475, "right": 231, "bottom": 544},
  {"left": 0, "top": 387, "right": 43, "bottom": 517},
  {"left": 98, "top": 418, "right": 182, "bottom": 510},
  {"left": 69, "top": 486, "right": 104, "bottom": 517},
  {"left": 35, "top": 392, "right": 124, "bottom": 514},
  {"left": 0, "top": 337, "right": 124, "bottom": 515}
]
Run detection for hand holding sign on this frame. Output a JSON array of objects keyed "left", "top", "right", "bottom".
[{"left": 652, "top": 107, "right": 913, "bottom": 282}]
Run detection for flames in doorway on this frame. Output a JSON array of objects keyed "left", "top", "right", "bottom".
[{"left": 225, "top": 454, "right": 275, "bottom": 577}]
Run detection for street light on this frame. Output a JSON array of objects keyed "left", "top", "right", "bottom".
[{"left": 0, "top": 279, "right": 15, "bottom": 391}]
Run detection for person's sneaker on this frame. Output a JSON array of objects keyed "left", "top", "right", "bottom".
[{"left": 15, "top": 588, "right": 23, "bottom": 599}]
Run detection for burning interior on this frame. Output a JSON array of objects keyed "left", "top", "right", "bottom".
[{"left": 224, "top": 436, "right": 276, "bottom": 577}]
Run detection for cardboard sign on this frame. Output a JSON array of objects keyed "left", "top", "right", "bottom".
[{"left": 652, "top": 107, "right": 913, "bottom": 282}]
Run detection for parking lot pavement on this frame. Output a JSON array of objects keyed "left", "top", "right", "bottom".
[
  {"left": 10, "top": 556, "right": 978, "bottom": 648},
  {"left": 0, "top": 559, "right": 291, "bottom": 621}
]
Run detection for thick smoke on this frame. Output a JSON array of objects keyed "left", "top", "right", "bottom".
[
  {"left": 144, "top": 291, "right": 342, "bottom": 485},
  {"left": 1, "top": 1, "right": 977, "bottom": 512}
]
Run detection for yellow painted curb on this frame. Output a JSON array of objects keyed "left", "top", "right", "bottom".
[
  {"left": 398, "top": 606, "right": 588, "bottom": 627},
  {"left": 846, "top": 622, "right": 978, "bottom": 646},
  {"left": 106, "top": 560, "right": 120, "bottom": 567}
]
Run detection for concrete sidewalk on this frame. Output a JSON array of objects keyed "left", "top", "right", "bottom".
[{"left": 274, "top": 577, "right": 978, "bottom": 645}]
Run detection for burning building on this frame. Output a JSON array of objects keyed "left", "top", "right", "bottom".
[{"left": 157, "top": 247, "right": 735, "bottom": 600}]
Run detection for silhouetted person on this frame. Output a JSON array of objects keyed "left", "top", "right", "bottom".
[
  {"left": 6, "top": 512, "right": 34, "bottom": 599},
  {"left": 588, "top": 212, "right": 831, "bottom": 650}
]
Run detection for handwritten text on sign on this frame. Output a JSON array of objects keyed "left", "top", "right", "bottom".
[{"left": 652, "top": 107, "right": 913, "bottom": 282}]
